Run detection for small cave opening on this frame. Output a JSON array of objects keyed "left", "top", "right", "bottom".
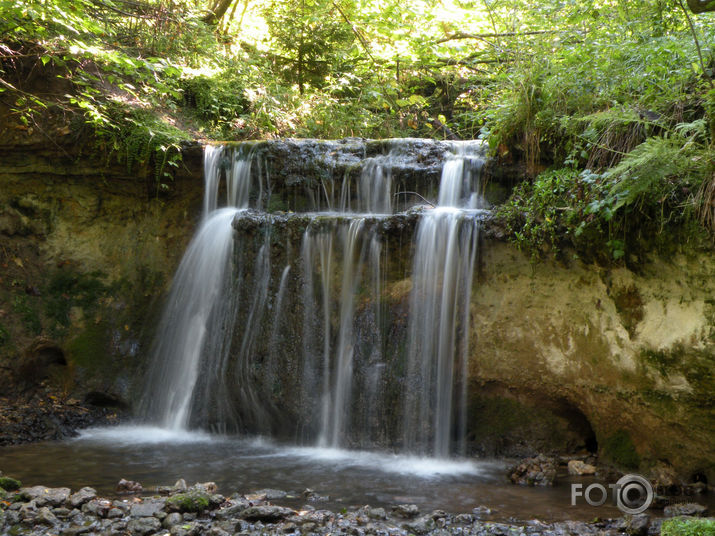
[
  {"left": 17, "top": 339, "right": 67, "bottom": 384},
  {"left": 466, "top": 381, "right": 599, "bottom": 457}
]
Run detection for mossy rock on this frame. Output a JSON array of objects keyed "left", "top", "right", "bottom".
[
  {"left": 601, "top": 429, "right": 640, "bottom": 469},
  {"left": 0, "top": 476, "right": 22, "bottom": 491},
  {"left": 661, "top": 517, "right": 715, "bottom": 536},
  {"left": 165, "top": 491, "right": 210, "bottom": 513}
]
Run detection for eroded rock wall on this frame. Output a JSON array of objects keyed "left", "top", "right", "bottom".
[
  {"left": 0, "top": 143, "right": 203, "bottom": 407},
  {"left": 465, "top": 241, "right": 714, "bottom": 481}
]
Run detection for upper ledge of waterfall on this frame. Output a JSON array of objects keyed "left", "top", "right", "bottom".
[
  {"left": 230, "top": 207, "right": 492, "bottom": 236},
  {"left": 202, "top": 138, "right": 501, "bottom": 214}
]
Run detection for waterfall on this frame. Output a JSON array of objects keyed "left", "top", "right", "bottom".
[
  {"left": 140, "top": 145, "right": 261, "bottom": 430},
  {"left": 403, "top": 141, "right": 484, "bottom": 457},
  {"left": 142, "top": 139, "right": 487, "bottom": 456}
]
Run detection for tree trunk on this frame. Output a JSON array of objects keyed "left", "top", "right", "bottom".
[
  {"left": 202, "top": 0, "right": 235, "bottom": 24},
  {"left": 687, "top": 0, "right": 715, "bottom": 13}
]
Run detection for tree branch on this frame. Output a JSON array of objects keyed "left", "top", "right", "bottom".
[
  {"left": 435, "top": 30, "right": 558, "bottom": 44},
  {"left": 677, "top": 0, "right": 714, "bottom": 88}
]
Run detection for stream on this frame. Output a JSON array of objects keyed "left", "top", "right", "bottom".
[{"left": 0, "top": 425, "right": 625, "bottom": 522}]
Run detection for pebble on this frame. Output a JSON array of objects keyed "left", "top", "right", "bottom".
[{"left": 0, "top": 479, "right": 709, "bottom": 536}]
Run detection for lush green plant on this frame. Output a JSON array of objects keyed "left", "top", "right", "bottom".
[{"left": 661, "top": 517, "right": 715, "bottom": 536}]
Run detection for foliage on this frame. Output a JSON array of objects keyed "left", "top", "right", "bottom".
[
  {"left": 262, "top": 0, "right": 355, "bottom": 94},
  {"left": 661, "top": 517, "right": 715, "bottom": 536},
  {"left": 1, "top": 0, "right": 714, "bottom": 246},
  {"left": 497, "top": 116, "right": 713, "bottom": 261}
]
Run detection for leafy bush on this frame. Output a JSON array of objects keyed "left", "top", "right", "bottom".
[
  {"left": 661, "top": 517, "right": 715, "bottom": 536},
  {"left": 180, "top": 73, "right": 249, "bottom": 137}
]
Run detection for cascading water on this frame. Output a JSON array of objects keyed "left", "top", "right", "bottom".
[
  {"left": 142, "top": 138, "right": 487, "bottom": 458},
  {"left": 403, "top": 142, "right": 484, "bottom": 456},
  {"left": 140, "top": 144, "right": 262, "bottom": 430}
]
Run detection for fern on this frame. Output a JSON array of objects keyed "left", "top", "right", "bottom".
[{"left": 607, "top": 130, "right": 712, "bottom": 214}]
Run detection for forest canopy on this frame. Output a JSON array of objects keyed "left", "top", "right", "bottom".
[{"left": 0, "top": 0, "right": 714, "bottom": 259}]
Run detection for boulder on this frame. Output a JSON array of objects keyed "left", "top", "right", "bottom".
[
  {"left": 239, "top": 505, "right": 295, "bottom": 522},
  {"left": 69, "top": 487, "right": 97, "bottom": 508},
  {"left": 509, "top": 455, "right": 557, "bottom": 486},
  {"left": 19, "top": 486, "right": 71, "bottom": 507},
  {"left": 568, "top": 460, "right": 597, "bottom": 475}
]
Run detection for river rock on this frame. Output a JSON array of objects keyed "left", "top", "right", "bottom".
[
  {"left": 107, "top": 507, "right": 124, "bottom": 518},
  {"left": 650, "top": 462, "right": 678, "bottom": 492},
  {"left": 367, "top": 507, "right": 387, "bottom": 520},
  {"left": 19, "top": 500, "right": 38, "bottom": 522},
  {"left": 82, "top": 498, "right": 113, "bottom": 517},
  {"left": 472, "top": 505, "right": 493, "bottom": 517},
  {"left": 127, "top": 516, "right": 162, "bottom": 535},
  {"left": 215, "top": 499, "right": 250, "bottom": 519},
  {"left": 568, "top": 459, "right": 596, "bottom": 475},
  {"left": 392, "top": 503, "right": 420, "bottom": 519},
  {"left": 163, "top": 512, "right": 183, "bottom": 528},
  {"left": 191, "top": 481, "right": 217, "bottom": 494},
  {"left": 624, "top": 514, "right": 650, "bottom": 535},
  {"left": 250, "top": 488, "right": 288, "bottom": 500},
  {"left": 302, "top": 488, "right": 329, "bottom": 502},
  {"left": 53, "top": 507, "right": 71, "bottom": 518},
  {"left": 166, "top": 491, "right": 210, "bottom": 513},
  {"left": 403, "top": 515, "right": 437, "bottom": 534},
  {"left": 130, "top": 498, "right": 166, "bottom": 518},
  {"left": 69, "top": 486, "right": 97, "bottom": 507},
  {"left": 239, "top": 505, "right": 296, "bottom": 521},
  {"left": 663, "top": 503, "right": 708, "bottom": 517},
  {"left": 117, "top": 478, "right": 143, "bottom": 493},
  {"left": 35, "top": 506, "right": 58, "bottom": 526},
  {"left": 19, "top": 485, "right": 71, "bottom": 506},
  {"left": 509, "top": 455, "right": 557, "bottom": 486},
  {"left": 0, "top": 476, "right": 22, "bottom": 491}
]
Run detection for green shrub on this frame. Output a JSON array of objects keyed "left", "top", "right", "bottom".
[{"left": 661, "top": 517, "right": 715, "bottom": 536}]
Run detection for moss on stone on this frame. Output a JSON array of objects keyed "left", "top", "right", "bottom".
[
  {"left": 0, "top": 476, "right": 22, "bottom": 491},
  {"left": 66, "top": 322, "right": 110, "bottom": 371},
  {"left": 44, "top": 267, "right": 110, "bottom": 335},
  {"left": 166, "top": 491, "right": 210, "bottom": 513},
  {"left": 602, "top": 429, "right": 640, "bottom": 469}
]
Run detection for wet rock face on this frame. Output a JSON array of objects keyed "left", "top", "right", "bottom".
[{"left": 250, "top": 138, "right": 452, "bottom": 212}]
